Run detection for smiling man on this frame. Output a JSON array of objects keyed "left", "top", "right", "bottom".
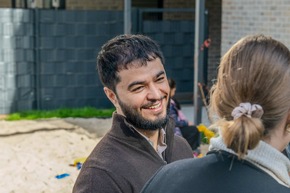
[{"left": 72, "top": 34, "right": 193, "bottom": 193}]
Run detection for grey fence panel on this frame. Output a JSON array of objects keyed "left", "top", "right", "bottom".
[
  {"left": 0, "top": 8, "right": 197, "bottom": 114},
  {"left": 0, "top": 9, "right": 123, "bottom": 114},
  {"left": 37, "top": 10, "right": 123, "bottom": 111},
  {"left": 143, "top": 20, "right": 195, "bottom": 100}
]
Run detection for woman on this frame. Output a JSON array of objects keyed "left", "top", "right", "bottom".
[{"left": 141, "top": 34, "right": 290, "bottom": 193}]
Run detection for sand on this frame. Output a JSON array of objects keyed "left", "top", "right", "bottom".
[
  {"left": 0, "top": 118, "right": 112, "bottom": 193},
  {"left": 0, "top": 117, "right": 209, "bottom": 193}
]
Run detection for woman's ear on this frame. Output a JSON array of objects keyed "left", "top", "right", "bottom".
[
  {"left": 286, "top": 110, "right": 290, "bottom": 134},
  {"left": 103, "top": 87, "right": 119, "bottom": 108},
  {"left": 287, "top": 109, "right": 290, "bottom": 124}
]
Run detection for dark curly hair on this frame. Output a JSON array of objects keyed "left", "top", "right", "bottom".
[{"left": 97, "top": 34, "right": 165, "bottom": 92}]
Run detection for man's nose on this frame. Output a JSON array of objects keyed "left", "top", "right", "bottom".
[{"left": 147, "top": 85, "right": 162, "bottom": 100}]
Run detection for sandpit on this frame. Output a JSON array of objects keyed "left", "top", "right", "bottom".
[
  {"left": 0, "top": 117, "right": 208, "bottom": 193},
  {"left": 0, "top": 118, "right": 112, "bottom": 193}
]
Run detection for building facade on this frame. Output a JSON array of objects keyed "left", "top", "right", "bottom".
[
  {"left": 19, "top": 1, "right": 290, "bottom": 115},
  {"left": 222, "top": 0, "right": 290, "bottom": 55},
  {"left": 0, "top": 0, "right": 222, "bottom": 84}
]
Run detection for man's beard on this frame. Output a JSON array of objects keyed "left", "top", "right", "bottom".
[{"left": 118, "top": 98, "right": 169, "bottom": 131}]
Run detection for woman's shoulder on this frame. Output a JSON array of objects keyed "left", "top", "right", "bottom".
[
  {"left": 141, "top": 151, "right": 290, "bottom": 193},
  {"left": 141, "top": 156, "right": 215, "bottom": 193}
]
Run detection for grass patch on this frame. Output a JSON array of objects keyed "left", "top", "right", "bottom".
[{"left": 5, "top": 107, "right": 115, "bottom": 121}]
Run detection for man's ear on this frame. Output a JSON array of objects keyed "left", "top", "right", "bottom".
[{"left": 104, "top": 87, "right": 119, "bottom": 108}]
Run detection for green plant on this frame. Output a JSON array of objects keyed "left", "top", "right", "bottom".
[{"left": 5, "top": 107, "right": 115, "bottom": 121}]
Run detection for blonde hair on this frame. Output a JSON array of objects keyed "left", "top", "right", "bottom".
[{"left": 209, "top": 34, "right": 290, "bottom": 158}]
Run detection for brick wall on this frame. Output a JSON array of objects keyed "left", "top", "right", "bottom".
[
  {"left": 222, "top": 0, "right": 290, "bottom": 55},
  {"left": 163, "top": 0, "right": 195, "bottom": 20},
  {"left": 0, "top": 0, "right": 11, "bottom": 7},
  {"left": 66, "top": 0, "right": 123, "bottom": 10},
  {"left": 164, "top": 0, "right": 195, "bottom": 8}
]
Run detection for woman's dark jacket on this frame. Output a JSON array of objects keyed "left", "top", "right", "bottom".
[{"left": 141, "top": 150, "right": 290, "bottom": 193}]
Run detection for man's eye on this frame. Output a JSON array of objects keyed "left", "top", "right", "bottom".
[
  {"left": 157, "top": 77, "right": 164, "bottom": 82},
  {"left": 132, "top": 86, "right": 144, "bottom": 92}
]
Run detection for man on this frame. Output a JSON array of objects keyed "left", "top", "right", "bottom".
[{"left": 73, "top": 34, "right": 193, "bottom": 193}]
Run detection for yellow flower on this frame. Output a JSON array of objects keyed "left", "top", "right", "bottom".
[
  {"left": 197, "top": 124, "right": 207, "bottom": 132},
  {"left": 197, "top": 124, "right": 216, "bottom": 144}
]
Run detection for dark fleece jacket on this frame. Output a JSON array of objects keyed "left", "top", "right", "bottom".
[
  {"left": 141, "top": 150, "right": 290, "bottom": 193},
  {"left": 73, "top": 113, "right": 192, "bottom": 193}
]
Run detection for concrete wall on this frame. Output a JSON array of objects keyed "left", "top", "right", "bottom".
[{"left": 222, "top": 0, "right": 290, "bottom": 55}]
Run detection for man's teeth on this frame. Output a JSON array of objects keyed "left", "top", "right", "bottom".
[{"left": 148, "top": 103, "right": 161, "bottom": 109}]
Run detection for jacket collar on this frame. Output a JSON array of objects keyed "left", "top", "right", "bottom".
[{"left": 109, "top": 112, "right": 175, "bottom": 161}]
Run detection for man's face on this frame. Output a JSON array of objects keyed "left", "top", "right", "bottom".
[{"left": 105, "top": 58, "right": 170, "bottom": 131}]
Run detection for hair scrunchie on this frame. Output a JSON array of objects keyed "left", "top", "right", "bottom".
[{"left": 231, "top": 102, "right": 264, "bottom": 120}]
